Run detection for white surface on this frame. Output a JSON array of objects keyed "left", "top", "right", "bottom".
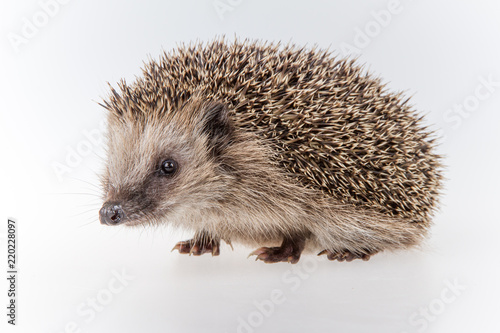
[{"left": 1, "top": 1, "right": 499, "bottom": 332}]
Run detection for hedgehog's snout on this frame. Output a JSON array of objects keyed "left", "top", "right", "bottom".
[{"left": 99, "top": 202, "right": 124, "bottom": 226}]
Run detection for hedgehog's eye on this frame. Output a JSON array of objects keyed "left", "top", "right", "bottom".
[{"left": 160, "top": 159, "right": 178, "bottom": 176}]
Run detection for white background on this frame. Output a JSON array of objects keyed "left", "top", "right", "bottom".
[{"left": 1, "top": 1, "right": 499, "bottom": 332}]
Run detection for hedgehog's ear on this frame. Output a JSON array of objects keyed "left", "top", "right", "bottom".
[{"left": 201, "top": 101, "right": 232, "bottom": 143}]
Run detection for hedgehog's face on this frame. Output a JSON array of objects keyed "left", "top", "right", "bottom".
[{"left": 99, "top": 99, "right": 234, "bottom": 227}]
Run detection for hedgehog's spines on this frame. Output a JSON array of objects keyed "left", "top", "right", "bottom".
[{"left": 103, "top": 39, "right": 443, "bottom": 226}]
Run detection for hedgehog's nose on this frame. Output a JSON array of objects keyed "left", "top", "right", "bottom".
[{"left": 99, "top": 203, "right": 124, "bottom": 226}]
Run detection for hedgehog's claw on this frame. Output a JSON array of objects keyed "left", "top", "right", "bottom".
[
  {"left": 172, "top": 239, "right": 220, "bottom": 256},
  {"left": 248, "top": 248, "right": 267, "bottom": 260},
  {"left": 318, "top": 249, "right": 372, "bottom": 262}
]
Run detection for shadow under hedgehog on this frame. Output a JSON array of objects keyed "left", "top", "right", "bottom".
[{"left": 98, "top": 39, "right": 443, "bottom": 264}]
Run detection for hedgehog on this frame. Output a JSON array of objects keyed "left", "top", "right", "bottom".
[{"left": 98, "top": 39, "right": 442, "bottom": 264}]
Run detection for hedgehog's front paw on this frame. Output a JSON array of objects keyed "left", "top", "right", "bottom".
[
  {"left": 249, "top": 236, "right": 306, "bottom": 264},
  {"left": 249, "top": 246, "right": 301, "bottom": 264},
  {"left": 318, "top": 249, "right": 373, "bottom": 262},
  {"left": 172, "top": 238, "right": 220, "bottom": 256}
]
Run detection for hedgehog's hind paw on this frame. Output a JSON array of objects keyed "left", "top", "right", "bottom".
[
  {"left": 172, "top": 238, "right": 220, "bottom": 256},
  {"left": 318, "top": 249, "right": 373, "bottom": 262}
]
